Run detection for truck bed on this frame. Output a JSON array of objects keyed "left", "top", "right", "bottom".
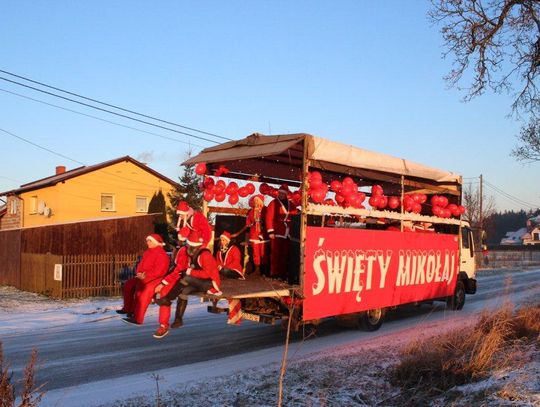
[{"left": 210, "top": 275, "right": 298, "bottom": 299}]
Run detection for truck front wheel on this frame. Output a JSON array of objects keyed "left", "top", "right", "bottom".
[
  {"left": 360, "top": 308, "right": 384, "bottom": 331},
  {"left": 447, "top": 280, "right": 466, "bottom": 310}
]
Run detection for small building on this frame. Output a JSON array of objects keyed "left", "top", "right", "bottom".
[
  {"left": 523, "top": 215, "right": 540, "bottom": 245},
  {"left": 0, "top": 156, "right": 178, "bottom": 230},
  {"left": 500, "top": 227, "right": 528, "bottom": 245}
]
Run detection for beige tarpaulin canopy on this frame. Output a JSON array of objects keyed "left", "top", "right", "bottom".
[{"left": 184, "top": 133, "right": 462, "bottom": 185}]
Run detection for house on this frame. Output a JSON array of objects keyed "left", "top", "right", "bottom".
[
  {"left": 523, "top": 215, "right": 540, "bottom": 245},
  {"left": 0, "top": 156, "right": 179, "bottom": 230},
  {"left": 500, "top": 227, "right": 528, "bottom": 245}
]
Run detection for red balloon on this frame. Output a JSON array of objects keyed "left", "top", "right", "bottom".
[
  {"left": 412, "top": 202, "right": 422, "bottom": 214},
  {"left": 388, "top": 196, "right": 400, "bottom": 209},
  {"left": 341, "top": 184, "right": 354, "bottom": 197},
  {"left": 259, "top": 183, "right": 269, "bottom": 194},
  {"left": 378, "top": 196, "right": 388, "bottom": 209},
  {"left": 203, "top": 190, "right": 214, "bottom": 202},
  {"left": 371, "top": 185, "right": 384, "bottom": 196},
  {"left": 419, "top": 194, "right": 427, "bottom": 204},
  {"left": 335, "top": 193, "right": 345, "bottom": 205},
  {"left": 215, "top": 180, "right": 226, "bottom": 193},
  {"left": 439, "top": 196, "right": 449, "bottom": 208},
  {"left": 215, "top": 192, "right": 226, "bottom": 202},
  {"left": 309, "top": 171, "right": 322, "bottom": 181},
  {"left": 330, "top": 180, "right": 342, "bottom": 193},
  {"left": 430, "top": 195, "right": 439, "bottom": 206},
  {"left": 203, "top": 177, "right": 215, "bottom": 189},
  {"left": 225, "top": 182, "right": 239, "bottom": 195},
  {"left": 238, "top": 186, "right": 249, "bottom": 197},
  {"left": 310, "top": 177, "right": 322, "bottom": 189},
  {"left": 269, "top": 188, "right": 278, "bottom": 198},
  {"left": 458, "top": 205, "right": 466, "bottom": 214},
  {"left": 310, "top": 188, "right": 326, "bottom": 203},
  {"left": 432, "top": 206, "right": 442, "bottom": 216},
  {"left": 368, "top": 196, "right": 381, "bottom": 208},
  {"left": 447, "top": 204, "right": 459, "bottom": 217},
  {"left": 342, "top": 177, "right": 354, "bottom": 186},
  {"left": 195, "top": 163, "right": 207, "bottom": 175},
  {"left": 442, "top": 208, "right": 451, "bottom": 218},
  {"left": 403, "top": 195, "right": 414, "bottom": 207},
  {"left": 245, "top": 183, "right": 255, "bottom": 194},
  {"left": 228, "top": 194, "right": 239, "bottom": 205},
  {"left": 412, "top": 193, "right": 422, "bottom": 203}
]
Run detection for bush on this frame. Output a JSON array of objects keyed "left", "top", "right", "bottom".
[
  {"left": 0, "top": 342, "right": 45, "bottom": 407},
  {"left": 392, "top": 302, "right": 540, "bottom": 401}
]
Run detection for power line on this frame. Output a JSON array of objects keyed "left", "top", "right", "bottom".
[
  {"left": 0, "top": 127, "right": 86, "bottom": 165},
  {"left": 483, "top": 179, "right": 540, "bottom": 209},
  {"left": 0, "top": 76, "right": 221, "bottom": 145},
  {"left": 0, "top": 68, "right": 231, "bottom": 141},
  {"left": 0, "top": 88, "right": 206, "bottom": 149}
]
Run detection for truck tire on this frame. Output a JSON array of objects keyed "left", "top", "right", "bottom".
[
  {"left": 447, "top": 280, "right": 466, "bottom": 310},
  {"left": 360, "top": 308, "right": 384, "bottom": 331}
]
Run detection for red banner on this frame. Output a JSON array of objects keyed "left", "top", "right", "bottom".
[{"left": 303, "top": 227, "right": 459, "bottom": 320}]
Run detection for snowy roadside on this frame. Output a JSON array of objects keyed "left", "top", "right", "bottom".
[{"left": 1, "top": 269, "right": 539, "bottom": 407}]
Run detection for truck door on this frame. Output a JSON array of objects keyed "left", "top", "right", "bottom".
[{"left": 460, "top": 227, "right": 476, "bottom": 278}]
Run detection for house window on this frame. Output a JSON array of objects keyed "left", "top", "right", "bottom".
[
  {"left": 8, "top": 198, "right": 18, "bottom": 215},
  {"left": 534, "top": 232, "right": 540, "bottom": 241},
  {"left": 101, "top": 194, "right": 115, "bottom": 212},
  {"left": 136, "top": 196, "right": 148, "bottom": 213},
  {"left": 30, "top": 196, "right": 38, "bottom": 214}
]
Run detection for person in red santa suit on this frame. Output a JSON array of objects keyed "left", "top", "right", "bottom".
[
  {"left": 176, "top": 201, "right": 212, "bottom": 248},
  {"left": 152, "top": 230, "right": 221, "bottom": 338},
  {"left": 152, "top": 227, "right": 191, "bottom": 338},
  {"left": 265, "top": 184, "right": 295, "bottom": 280},
  {"left": 246, "top": 194, "right": 268, "bottom": 275},
  {"left": 216, "top": 231, "right": 244, "bottom": 279},
  {"left": 121, "top": 234, "right": 170, "bottom": 326}
]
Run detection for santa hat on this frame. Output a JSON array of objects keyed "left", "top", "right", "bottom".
[
  {"left": 176, "top": 201, "right": 191, "bottom": 215},
  {"left": 178, "top": 226, "right": 190, "bottom": 242},
  {"left": 220, "top": 231, "right": 231, "bottom": 242},
  {"left": 146, "top": 234, "right": 165, "bottom": 246},
  {"left": 186, "top": 230, "right": 203, "bottom": 247},
  {"left": 249, "top": 194, "right": 264, "bottom": 208},
  {"left": 278, "top": 184, "right": 289, "bottom": 193}
]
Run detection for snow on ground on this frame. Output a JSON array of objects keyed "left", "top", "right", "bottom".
[{"left": 1, "top": 268, "right": 540, "bottom": 406}]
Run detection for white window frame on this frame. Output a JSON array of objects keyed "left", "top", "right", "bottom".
[
  {"left": 8, "top": 198, "right": 18, "bottom": 215},
  {"left": 30, "top": 196, "right": 38, "bottom": 214},
  {"left": 101, "top": 193, "right": 116, "bottom": 212},
  {"left": 135, "top": 196, "right": 148, "bottom": 213}
]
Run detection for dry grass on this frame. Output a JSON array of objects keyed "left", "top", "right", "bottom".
[
  {"left": 0, "top": 342, "right": 45, "bottom": 407},
  {"left": 391, "top": 302, "right": 540, "bottom": 403}
]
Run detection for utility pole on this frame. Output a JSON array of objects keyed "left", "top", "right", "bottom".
[{"left": 479, "top": 174, "right": 483, "bottom": 232}]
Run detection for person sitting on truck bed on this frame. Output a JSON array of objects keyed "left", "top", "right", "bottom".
[
  {"left": 120, "top": 234, "right": 170, "bottom": 326},
  {"left": 266, "top": 184, "right": 296, "bottom": 280},
  {"left": 216, "top": 230, "right": 244, "bottom": 279},
  {"left": 152, "top": 227, "right": 190, "bottom": 337},
  {"left": 176, "top": 201, "right": 212, "bottom": 248},
  {"left": 246, "top": 194, "right": 268, "bottom": 276},
  {"left": 153, "top": 230, "right": 221, "bottom": 338}
]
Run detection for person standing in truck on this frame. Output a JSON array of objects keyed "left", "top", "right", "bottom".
[
  {"left": 246, "top": 194, "right": 268, "bottom": 275},
  {"left": 265, "top": 184, "right": 294, "bottom": 280},
  {"left": 176, "top": 201, "right": 212, "bottom": 248}
]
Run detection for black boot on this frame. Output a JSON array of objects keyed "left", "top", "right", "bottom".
[{"left": 171, "top": 299, "right": 188, "bottom": 328}]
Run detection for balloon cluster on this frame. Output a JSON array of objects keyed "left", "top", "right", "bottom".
[
  {"left": 430, "top": 195, "right": 465, "bottom": 218},
  {"left": 325, "top": 175, "right": 366, "bottom": 209},
  {"left": 201, "top": 175, "right": 256, "bottom": 205},
  {"left": 402, "top": 193, "right": 427, "bottom": 214},
  {"left": 308, "top": 171, "right": 329, "bottom": 204}
]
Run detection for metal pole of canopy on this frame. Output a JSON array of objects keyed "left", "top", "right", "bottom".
[{"left": 299, "top": 140, "right": 310, "bottom": 290}]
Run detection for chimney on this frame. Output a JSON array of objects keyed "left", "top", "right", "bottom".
[{"left": 56, "top": 166, "right": 66, "bottom": 175}]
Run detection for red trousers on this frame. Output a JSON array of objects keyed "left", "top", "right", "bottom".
[
  {"left": 157, "top": 283, "right": 176, "bottom": 327},
  {"left": 270, "top": 237, "right": 289, "bottom": 278},
  {"left": 250, "top": 241, "right": 268, "bottom": 266},
  {"left": 133, "top": 279, "right": 162, "bottom": 324}
]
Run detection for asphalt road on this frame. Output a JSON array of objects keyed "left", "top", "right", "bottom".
[{"left": 2, "top": 269, "right": 540, "bottom": 393}]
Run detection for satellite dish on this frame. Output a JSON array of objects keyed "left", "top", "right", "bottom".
[
  {"left": 37, "top": 201, "right": 46, "bottom": 215},
  {"left": 43, "top": 207, "right": 52, "bottom": 218}
]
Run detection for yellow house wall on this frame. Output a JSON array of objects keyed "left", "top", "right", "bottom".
[{"left": 21, "top": 161, "right": 176, "bottom": 228}]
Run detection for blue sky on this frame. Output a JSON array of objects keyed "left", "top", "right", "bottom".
[{"left": 0, "top": 1, "right": 538, "bottom": 211}]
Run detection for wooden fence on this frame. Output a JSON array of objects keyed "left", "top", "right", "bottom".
[{"left": 61, "top": 254, "right": 139, "bottom": 299}]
